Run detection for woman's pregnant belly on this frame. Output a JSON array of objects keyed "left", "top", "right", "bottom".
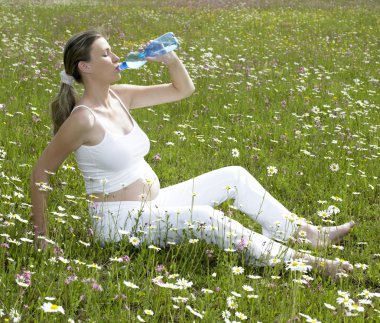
[{"left": 87, "top": 163, "right": 160, "bottom": 202}]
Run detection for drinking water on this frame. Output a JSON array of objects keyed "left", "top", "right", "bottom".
[{"left": 119, "top": 32, "right": 179, "bottom": 70}]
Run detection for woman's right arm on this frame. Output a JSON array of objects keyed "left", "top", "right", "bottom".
[{"left": 30, "top": 109, "right": 94, "bottom": 246}]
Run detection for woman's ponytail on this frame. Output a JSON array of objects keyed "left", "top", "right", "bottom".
[
  {"left": 49, "top": 30, "right": 102, "bottom": 135},
  {"left": 50, "top": 83, "right": 78, "bottom": 135}
]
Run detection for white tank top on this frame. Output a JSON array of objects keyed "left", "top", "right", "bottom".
[{"left": 71, "top": 89, "right": 152, "bottom": 194}]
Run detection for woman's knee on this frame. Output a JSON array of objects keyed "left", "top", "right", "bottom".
[
  {"left": 214, "top": 165, "right": 241, "bottom": 177},
  {"left": 219, "top": 165, "right": 249, "bottom": 184}
]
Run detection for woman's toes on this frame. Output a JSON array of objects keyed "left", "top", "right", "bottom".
[
  {"left": 325, "top": 221, "right": 355, "bottom": 245},
  {"left": 299, "top": 221, "right": 355, "bottom": 249},
  {"left": 342, "top": 262, "right": 353, "bottom": 273}
]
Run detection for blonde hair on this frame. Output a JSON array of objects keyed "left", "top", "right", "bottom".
[{"left": 50, "top": 30, "right": 102, "bottom": 135}]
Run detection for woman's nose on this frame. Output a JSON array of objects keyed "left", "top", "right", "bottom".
[{"left": 113, "top": 53, "right": 120, "bottom": 62}]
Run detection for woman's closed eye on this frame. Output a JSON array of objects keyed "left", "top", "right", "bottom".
[{"left": 103, "top": 48, "right": 112, "bottom": 57}]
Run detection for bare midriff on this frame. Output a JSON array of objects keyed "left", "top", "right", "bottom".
[{"left": 86, "top": 171, "right": 160, "bottom": 203}]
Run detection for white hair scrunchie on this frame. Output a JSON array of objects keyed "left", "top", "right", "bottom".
[{"left": 60, "top": 70, "right": 75, "bottom": 86}]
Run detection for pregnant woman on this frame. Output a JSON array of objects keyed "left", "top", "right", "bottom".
[{"left": 30, "top": 30, "right": 354, "bottom": 277}]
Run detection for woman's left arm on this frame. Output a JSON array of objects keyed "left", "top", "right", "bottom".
[{"left": 111, "top": 52, "right": 195, "bottom": 109}]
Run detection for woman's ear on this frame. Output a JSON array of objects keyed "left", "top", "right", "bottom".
[{"left": 78, "top": 61, "right": 91, "bottom": 74}]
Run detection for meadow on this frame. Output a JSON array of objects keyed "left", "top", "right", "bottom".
[{"left": 0, "top": 0, "right": 379, "bottom": 322}]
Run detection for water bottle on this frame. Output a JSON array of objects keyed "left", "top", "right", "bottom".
[{"left": 119, "top": 32, "right": 179, "bottom": 70}]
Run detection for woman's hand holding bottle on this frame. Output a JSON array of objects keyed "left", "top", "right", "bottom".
[
  {"left": 118, "top": 32, "right": 180, "bottom": 70},
  {"left": 140, "top": 41, "right": 179, "bottom": 65}
]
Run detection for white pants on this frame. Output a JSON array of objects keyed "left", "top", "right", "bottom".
[{"left": 89, "top": 166, "right": 300, "bottom": 265}]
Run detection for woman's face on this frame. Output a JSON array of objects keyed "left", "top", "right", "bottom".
[{"left": 84, "top": 37, "right": 121, "bottom": 83}]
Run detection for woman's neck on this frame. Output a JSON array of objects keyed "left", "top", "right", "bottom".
[{"left": 82, "top": 82, "right": 112, "bottom": 109}]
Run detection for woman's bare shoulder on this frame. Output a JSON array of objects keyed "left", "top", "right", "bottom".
[
  {"left": 70, "top": 104, "right": 96, "bottom": 124},
  {"left": 67, "top": 105, "right": 106, "bottom": 146}
]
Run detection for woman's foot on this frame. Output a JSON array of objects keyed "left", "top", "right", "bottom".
[
  {"left": 299, "top": 221, "right": 355, "bottom": 249},
  {"left": 300, "top": 254, "right": 353, "bottom": 279}
]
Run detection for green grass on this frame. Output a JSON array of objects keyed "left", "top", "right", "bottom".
[{"left": 0, "top": 1, "right": 379, "bottom": 322}]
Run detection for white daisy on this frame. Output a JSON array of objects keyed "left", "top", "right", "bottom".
[
  {"left": 231, "top": 266, "right": 244, "bottom": 275},
  {"left": 231, "top": 148, "right": 240, "bottom": 158},
  {"left": 267, "top": 165, "right": 278, "bottom": 176},
  {"left": 40, "top": 302, "right": 65, "bottom": 314},
  {"left": 144, "top": 309, "right": 154, "bottom": 316},
  {"left": 129, "top": 236, "right": 141, "bottom": 246},
  {"left": 123, "top": 280, "right": 139, "bottom": 289}
]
